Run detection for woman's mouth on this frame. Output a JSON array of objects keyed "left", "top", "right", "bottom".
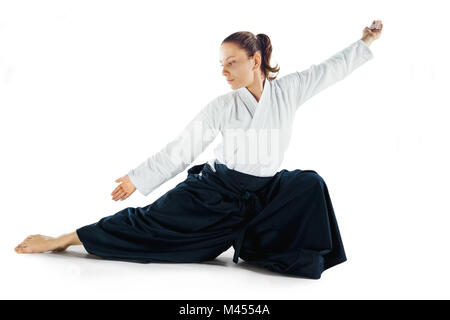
[{"left": 227, "top": 79, "right": 234, "bottom": 82}]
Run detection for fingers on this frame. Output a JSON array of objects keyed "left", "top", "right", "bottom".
[
  {"left": 112, "top": 184, "right": 125, "bottom": 199},
  {"left": 115, "top": 190, "right": 129, "bottom": 201},
  {"left": 112, "top": 190, "right": 127, "bottom": 201},
  {"left": 111, "top": 185, "right": 132, "bottom": 201},
  {"left": 111, "top": 185, "right": 122, "bottom": 197},
  {"left": 119, "top": 193, "right": 130, "bottom": 201},
  {"left": 369, "top": 20, "right": 382, "bottom": 30}
]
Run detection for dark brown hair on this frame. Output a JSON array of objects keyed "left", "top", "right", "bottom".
[{"left": 222, "top": 31, "right": 280, "bottom": 81}]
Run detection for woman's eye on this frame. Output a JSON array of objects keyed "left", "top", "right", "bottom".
[{"left": 220, "top": 61, "right": 234, "bottom": 67}]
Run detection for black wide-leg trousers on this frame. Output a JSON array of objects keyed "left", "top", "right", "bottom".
[{"left": 76, "top": 162, "right": 347, "bottom": 279}]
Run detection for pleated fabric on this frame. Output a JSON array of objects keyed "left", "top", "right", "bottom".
[{"left": 76, "top": 161, "right": 346, "bottom": 279}]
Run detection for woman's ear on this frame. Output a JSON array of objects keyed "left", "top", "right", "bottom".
[{"left": 252, "top": 53, "right": 262, "bottom": 71}]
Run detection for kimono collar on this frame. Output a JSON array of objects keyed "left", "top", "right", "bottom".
[{"left": 238, "top": 78, "right": 270, "bottom": 110}]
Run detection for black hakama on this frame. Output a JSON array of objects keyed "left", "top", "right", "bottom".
[{"left": 76, "top": 161, "right": 346, "bottom": 279}]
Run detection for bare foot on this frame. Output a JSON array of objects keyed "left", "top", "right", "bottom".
[{"left": 15, "top": 234, "right": 69, "bottom": 254}]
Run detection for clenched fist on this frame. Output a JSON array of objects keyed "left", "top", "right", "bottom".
[
  {"left": 111, "top": 174, "right": 136, "bottom": 201},
  {"left": 361, "top": 20, "right": 383, "bottom": 45}
]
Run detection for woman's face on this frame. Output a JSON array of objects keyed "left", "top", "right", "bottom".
[{"left": 219, "top": 42, "right": 261, "bottom": 89}]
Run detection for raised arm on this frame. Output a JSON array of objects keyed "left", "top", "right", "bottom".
[
  {"left": 277, "top": 20, "right": 382, "bottom": 112},
  {"left": 126, "top": 98, "right": 221, "bottom": 196}
]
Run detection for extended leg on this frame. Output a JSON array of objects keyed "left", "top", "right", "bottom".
[
  {"left": 15, "top": 231, "right": 82, "bottom": 254},
  {"left": 71, "top": 172, "right": 239, "bottom": 263}
]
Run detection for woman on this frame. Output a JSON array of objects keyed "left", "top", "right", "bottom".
[{"left": 15, "top": 21, "right": 383, "bottom": 279}]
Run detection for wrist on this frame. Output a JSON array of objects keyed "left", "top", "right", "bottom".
[{"left": 361, "top": 35, "right": 374, "bottom": 46}]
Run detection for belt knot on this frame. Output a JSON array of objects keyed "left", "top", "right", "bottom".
[
  {"left": 240, "top": 190, "right": 251, "bottom": 200},
  {"left": 239, "top": 190, "right": 259, "bottom": 201}
]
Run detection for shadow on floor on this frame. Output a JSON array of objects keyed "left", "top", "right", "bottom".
[{"left": 41, "top": 249, "right": 314, "bottom": 279}]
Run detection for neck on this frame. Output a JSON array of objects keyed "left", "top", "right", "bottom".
[{"left": 246, "top": 74, "right": 266, "bottom": 103}]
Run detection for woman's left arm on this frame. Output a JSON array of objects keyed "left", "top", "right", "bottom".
[{"left": 277, "top": 20, "right": 383, "bottom": 112}]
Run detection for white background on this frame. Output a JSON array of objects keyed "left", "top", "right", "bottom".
[{"left": 1, "top": 0, "right": 449, "bottom": 299}]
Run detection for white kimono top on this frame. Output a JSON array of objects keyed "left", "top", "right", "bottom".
[{"left": 128, "top": 39, "right": 374, "bottom": 196}]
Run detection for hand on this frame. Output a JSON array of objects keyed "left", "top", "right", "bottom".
[
  {"left": 361, "top": 20, "right": 383, "bottom": 44},
  {"left": 111, "top": 174, "right": 136, "bottom": 201}
]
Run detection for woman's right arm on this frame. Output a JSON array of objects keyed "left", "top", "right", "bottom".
[{"left": 124, "top": 97, "right": 221, "bottom": 197}]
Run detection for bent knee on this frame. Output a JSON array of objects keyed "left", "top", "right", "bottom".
[{"left": 295, "top": 170, "right": 325, "bottom": 189}]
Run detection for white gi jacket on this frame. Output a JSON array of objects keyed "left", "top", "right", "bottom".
[{"left": 128, "top": 39, "right": 374, "bottom": 196}]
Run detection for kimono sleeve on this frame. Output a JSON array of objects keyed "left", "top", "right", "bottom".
[
  {"left": 127, "top": 98, "right": 221, "bottom": 196},
  {"left": 277, "top": 39, "right": 374, "bottom": 112}
]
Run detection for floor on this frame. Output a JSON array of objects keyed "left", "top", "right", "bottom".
[{"left": 3, "top": 242, "right": 448, "bottom": 299}]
